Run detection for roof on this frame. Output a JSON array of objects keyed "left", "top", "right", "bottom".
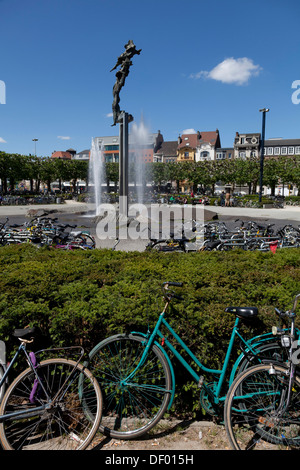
[
  {"left": 178, "top": 131, "right": 221, "bottom": 149},
  {"left": 155, "top": 141, "right": 178, "bottom": 157},
  {"left": 51, "top": 151, "right": 72, "bottom": 159},
  {"left": 264, "top": 138, "right": 300, "bottom": 146}
]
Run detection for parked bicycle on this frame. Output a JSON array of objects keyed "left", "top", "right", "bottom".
[
  {"left": 146, "top": 219, "right": 300, "bottom": 252},
  {"left": 88, "top": 282, "right": 294, "bottom": 439},
  {"left": 0, "top": 216, "right": 96, "bottom": 250},
  {"left": 0, "top": 327, "right": 102, "bottom": 450},
  {"left": 224, "top": 293, "right": 300, "bottom": 450}
]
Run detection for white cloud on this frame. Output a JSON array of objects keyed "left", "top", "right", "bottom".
[
  {"left": 190, "top": 57, "right": 262, "bottom": 85},
  {"left": 57, "top": 135, "right": 71, "bottom": 140},
  {"left": 182, "top": 128, "right": 196, "bottom": 134},
  {"left": 0, "top": 137, "right": 6, "bottom": 143},
  {"left": 106, "top": 112, "right": 113, "bottom": 118}
]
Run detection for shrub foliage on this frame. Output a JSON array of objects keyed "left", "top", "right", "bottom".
[{"left": 0, "top": 245, "right": 299, "bottom": 417}]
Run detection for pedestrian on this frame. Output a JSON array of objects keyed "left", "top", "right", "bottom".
[
  {"left": 225, "top": 192, "right": 230, "bottom": 207},
  {"left": 220, "top": 192, "right": 225, "bottom": 207}
]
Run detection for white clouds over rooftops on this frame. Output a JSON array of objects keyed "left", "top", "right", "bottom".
[
  {"left": 190, "top": 57, "right": 262, "bottom": 85},
  {"left": 182, "top": 128, "right": 196, "bottom": 134}
]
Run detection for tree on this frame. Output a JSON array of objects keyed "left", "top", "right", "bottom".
[
  {"left": 39, "top": 157, "right": 58, "bottom": 191},
  {"left": 0, "top": 152, "right": 28, "bottom": 193},
  {"left": 147, "top": 163, "right": 167, "bottom": 191},
  {"left": 105, "top": 162, "right": 118, "bottom": 191},
  {"left": 233, "top": 157, "right": 260, "bottom": 194},
  {"left": 64, "top": 160, "right": 88, "bottom": 193}
]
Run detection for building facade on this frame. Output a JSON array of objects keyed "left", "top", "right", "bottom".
[
  {"left": 153, "top": 141, "right": 178, "bottom": 162},
  {"left": 176, "top": 130, "right": 221, "bottom": 162},
  {"left": 234, "top": 132, "right": 260, "bottom": 159},
  {"left": 94, "top": 131, "right": 162, "bottom": 164},
  {"left": 263, "top": 138, "right": 300, "bottom": 157}
]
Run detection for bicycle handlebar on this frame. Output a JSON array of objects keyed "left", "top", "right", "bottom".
[
  {"left": 274, "top": 293, "right": 300, "bottom": 318},
  {"left": 162, "top": 282, "right": 183, "bottom": 301},
  {"left": 164, "top": 282, "right": 183, "bottom": 287}
]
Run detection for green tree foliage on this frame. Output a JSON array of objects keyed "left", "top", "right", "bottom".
[{"left": 0, "top": 151, "right": 299, "bottom": 195}]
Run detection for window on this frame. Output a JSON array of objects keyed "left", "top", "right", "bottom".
[
  {"left": 274, "top": 147, "right": 280, "bottom": 155},
  {"left": 268, "top": 147, "right": 273, "bottom": 155},
  {"left": 288, "top": 147, "right": 294, "bottom": 154},
  {"left": 240, "top": 137, "right": 245, "bottom": 144},
  {"left": 239, "top": 151, "right": 246, "bottom": 159},
  {"left": 281, "top": 147, "right": 287, "bottom": 155},
  {"left": 217, "top": 152, "right": 226, "bottom": 159},
  {"left": 295, "top": 146, "right": 300, "bottom": 154},
  {"left": 105, "top": 145, "right": 119, "bottom": 151}
]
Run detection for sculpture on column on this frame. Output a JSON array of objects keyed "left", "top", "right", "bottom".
[{"left": 111, "top": 40, "right": 141, "bottom": 126}]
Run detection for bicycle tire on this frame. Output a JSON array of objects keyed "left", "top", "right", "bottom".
[
  {"left": 0, "top": 358, "right": 102, "bottom": 450},
  {"left": 224, "top": 363, "right": 300, "bottom": 450},
  {"left": 88, "top": 334, "right": 172, "bottom": 439},
  {"left": 0, "top": 364, "right": 5, "bottom": 403},
  {"left": 236, "top": 341, "right": 288, "bottom": 376},
  {"left": 75, "top": 233, "right": 96, "bottom": 249}
]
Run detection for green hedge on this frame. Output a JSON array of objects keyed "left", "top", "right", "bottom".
[{"left": 0, "top": 245, "right": 299, "bottom": 417}]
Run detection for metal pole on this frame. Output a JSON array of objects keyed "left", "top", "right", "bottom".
[
  {"left": 119, "top": 112, "right": 129, "bottom": 218},
  {"left": 32, "top": 138, "right": 38, "bottom": 157},
  {"left": 259, "top": 108, "right": 269, "bottom": 203}
]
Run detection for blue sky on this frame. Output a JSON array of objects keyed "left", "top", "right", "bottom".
[{"left": 0, "top": 0, "right": 299, "bottom": 156}]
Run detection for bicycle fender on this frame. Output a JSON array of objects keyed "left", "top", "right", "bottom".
[{"left": 130, "top": 332, "right": 176, "bottom": 410}]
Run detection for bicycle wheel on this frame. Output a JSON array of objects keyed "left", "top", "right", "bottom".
[
  {"left": 0, "top": 358, "right": 102, "bottom": 450},
  {"left": 0, "top": 365, "right": 5, "bottom": 403},
  {"left": 224, "top": 363, "right": 300, "bottom": 450},
  {"left": 236, "top": 341, "right": 288, "bottom": 376},
  {"left": 75, "top": 233, "right": 96, "bottom": 249},
  {"left": 88, "top": 334, "right": 172, "bottom": 439}
]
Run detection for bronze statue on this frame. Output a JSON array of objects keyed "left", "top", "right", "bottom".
[{"left": 111, "top": 40, "right": 141, "bottom": 126}]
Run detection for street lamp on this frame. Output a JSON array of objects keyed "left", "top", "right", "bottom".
[
  {"left": 32, "top": 138, "right": 38, "bottom": 156},
  {"left": 258, "top": 108, "right": 269, "bottom": 203}
]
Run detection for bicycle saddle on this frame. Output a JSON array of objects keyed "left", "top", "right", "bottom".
[
  {"left": 225, "top": 306, "right": 258, "bottom": 319},
  {"left": 13, "top": 327, "right": 36, "bottom": 339}
]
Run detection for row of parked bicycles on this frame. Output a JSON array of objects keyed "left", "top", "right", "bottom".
[
  {"left": 146, "top": 219, "right": 300, "bottom": 252},
  {"left": 0, "top": 282, "right": 300, "bottom": 450},
  {"left": 0, "top": 216, "right": 96, "bottom": 250},
  {"left": 0, "top": 195, "right": 58, "bottom": 205}
]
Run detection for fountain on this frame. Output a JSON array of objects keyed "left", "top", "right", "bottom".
[
  {"left": 130, "top": 119, "right": 149, "bottom": 205},
  {"left": 89, "top": 137, "right": 105, "bottom": 216}
]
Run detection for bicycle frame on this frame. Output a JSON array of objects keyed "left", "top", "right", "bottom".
[
  {"left": 0, "top": 342, "right": 50, "bottom": 422},
  {"left": 0, "top": 341, "right": 85, "bottom": 423},
  {"left": 128, "top": 299, "right": 281, "bottom": 411}
]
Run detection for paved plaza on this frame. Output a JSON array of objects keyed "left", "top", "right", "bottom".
[{"left": 0, "top": 199, "right": 300, "bottom": 251}]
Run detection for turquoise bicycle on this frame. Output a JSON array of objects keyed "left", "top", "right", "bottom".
[
  {"left": 89, "top": 282, "right": 294, "bottom": 439},
  {"left": 224, "top": 293, "right": 300, "bottom": 450}
]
